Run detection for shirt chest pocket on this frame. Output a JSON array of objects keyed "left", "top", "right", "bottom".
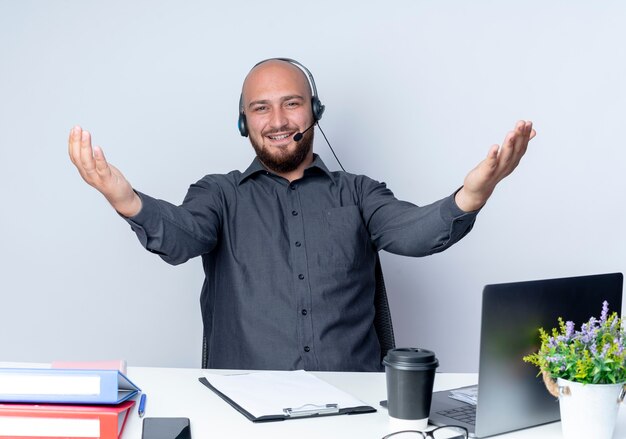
[{"left": 321, "top": 205, "right": 370, "bottom": 269}]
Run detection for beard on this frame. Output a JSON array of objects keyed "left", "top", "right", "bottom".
[{"left": 250, "top": 129, "right": 314, "bottom": 174}]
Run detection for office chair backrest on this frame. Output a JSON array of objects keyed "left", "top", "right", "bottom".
[
  {"left": 201, "top": 254, "right": 396, "bottom": 369},
  {"left": 373, "top": 254, "right": 396, "bottom": 362},
  {"left": 202, "top": 332, "right": 209, "bottom": 370}
]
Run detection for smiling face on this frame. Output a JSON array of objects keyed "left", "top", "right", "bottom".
[{"left": 241, "top": 60, "right": 315, "bottom": 176}]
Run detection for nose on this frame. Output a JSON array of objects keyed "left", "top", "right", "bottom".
[{"left": 269, "top": 107, "right": 289, "bottom": 130}]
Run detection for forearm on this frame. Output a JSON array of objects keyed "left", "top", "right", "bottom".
[
  {"left": 124, "top": 191, "right": 217, "bottom": 265},
  {"left": 369, "top": 193, "right": 478, "bottom": 257}
]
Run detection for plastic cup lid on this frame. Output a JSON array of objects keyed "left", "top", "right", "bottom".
[{"left": 382, "top": 347, "right": 439, "bottom": 371}]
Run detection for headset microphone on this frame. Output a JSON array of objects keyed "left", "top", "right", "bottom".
[{"left": 293, "top": 123, "right": 316, "bottom": 142}]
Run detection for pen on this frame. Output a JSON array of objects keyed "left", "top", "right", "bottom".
[{"left": 138, "top": 393, "right": 147, "bottom": 418}]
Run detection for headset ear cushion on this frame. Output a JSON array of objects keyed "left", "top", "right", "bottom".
[
  {"left": 312, "top": 97, "right": 325, "bottom": 122},
  {"left": 238, "top": 113, "right": 248, "bottom": 137}
]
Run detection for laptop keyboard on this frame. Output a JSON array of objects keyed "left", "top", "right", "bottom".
[{"left": 436, "top": 405, "right": 476, "bottom": 425}]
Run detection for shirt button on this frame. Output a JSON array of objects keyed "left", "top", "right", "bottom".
[
  {"left": 301, "top": 309, "right": 307, "bottom": 316},
  {"left": 295, "top": 241, "right": 301, "bottom": 247},
  {"left": 290, "top": 184, "right": 296, "bottom": 190},
  {"left": 298, "top": 274, "right": 305, "bottom": 280},
  {"left": 292, "top": 210, "right": 298, "bottom": 216},
  {"left": 304, "top": 346, "right": 311, "bottom": 352}
]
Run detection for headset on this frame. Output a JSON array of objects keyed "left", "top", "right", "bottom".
[{"left": 237, "top": 58, "right": 326, "bottom": 137}]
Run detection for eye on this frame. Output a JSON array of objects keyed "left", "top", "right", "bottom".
[
  {"left": 285, "top": 100, "right": 301, "bottom": 108},
  {"left": 252, "top": 105, "right": 268, "bottom": 113}
]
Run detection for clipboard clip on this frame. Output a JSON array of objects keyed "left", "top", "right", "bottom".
[{"left": 283, "top": 403, "right": 339, "bottom": 417}]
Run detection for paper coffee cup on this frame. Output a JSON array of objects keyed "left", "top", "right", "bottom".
[{"left": 383, "top": 348, "right": 439, "bottom": 428}]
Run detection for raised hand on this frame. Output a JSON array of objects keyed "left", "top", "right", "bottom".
[
  {"left": 455, "top": 120, "right": 536, "bottom": 212},
  {"left": 68, "top": 126, "right": 142, "bottom": 217}
]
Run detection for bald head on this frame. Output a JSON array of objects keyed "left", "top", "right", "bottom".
[{"left": 241, "top": 59, "right": 313, "bottom": 114}]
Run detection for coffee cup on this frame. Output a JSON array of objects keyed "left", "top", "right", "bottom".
[{"left": 383, "top": 347, "right": 439, "bottom": 430}]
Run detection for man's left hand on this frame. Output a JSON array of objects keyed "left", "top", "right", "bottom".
[{"left": 455, "top": 120, "right": 536, "bottom": 212}]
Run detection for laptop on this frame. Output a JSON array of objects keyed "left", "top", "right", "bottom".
[{"left": 428, "top": 272, "right": 624, "bottom": 438}]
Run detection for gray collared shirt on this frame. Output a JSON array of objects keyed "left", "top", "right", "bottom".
[{"left": 125, "top": 155, "right": 477, "bottom": 371}]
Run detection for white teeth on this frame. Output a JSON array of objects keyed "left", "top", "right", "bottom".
[{"left": 269, "top": 134, "right": 289, "bottom": 140}]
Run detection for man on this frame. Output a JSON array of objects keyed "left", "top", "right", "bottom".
[{"left": 68, "top": 58, "right": 535, "bottom": 371}]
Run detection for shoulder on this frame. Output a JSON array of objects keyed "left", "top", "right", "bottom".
[
  {"left": 192, "top": 170, "right": 244, "bottom": 189},
  {"left": 331, "top": 170, "right": 389, "bottom": 192},
  {"left": 182, "top": 170, "right": 244, "bottom": 206}
]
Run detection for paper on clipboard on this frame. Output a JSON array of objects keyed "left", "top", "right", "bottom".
[{"left": 202, "top": 370, "right": 373, "bottom": 419}]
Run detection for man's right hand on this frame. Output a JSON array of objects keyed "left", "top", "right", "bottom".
[{"left": 68, "top": 126, "right": 142, "bottom": 218}]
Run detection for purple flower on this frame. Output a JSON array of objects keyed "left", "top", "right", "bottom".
[
  {"left": 579, "top": 330, "right": 593, "bottom": 344},
  {"left": 565, "top": 321, "right": 575, "bottom": 339},
  {"left": 601, "top": 300, "right": 609, "bottom": 323},
  {"left": 546, "top": 355, "right": 562, "bottom": 363},
  {"left": 578, "top": 320, "right": 598, "bottom": 344}
]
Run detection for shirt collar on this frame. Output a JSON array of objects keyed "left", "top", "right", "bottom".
[{"left": 238, "top": 154, "right": 335, "bottom": 185}]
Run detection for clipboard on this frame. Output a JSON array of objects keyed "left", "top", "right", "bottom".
[{"left": 198, "top": 370, "right": 376, "bottom": 422}]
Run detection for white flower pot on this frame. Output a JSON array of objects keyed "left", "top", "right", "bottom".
[{"left": 557, "top": 378, "right": 626, "bottom": 439}]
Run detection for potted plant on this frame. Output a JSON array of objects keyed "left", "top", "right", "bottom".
[{"left": 523, "top": 301, "right": 626, "bottom": 439}]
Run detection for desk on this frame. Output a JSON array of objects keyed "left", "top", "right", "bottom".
[{"left": 117, "top": 366, "right": 626, "bottom": 439}]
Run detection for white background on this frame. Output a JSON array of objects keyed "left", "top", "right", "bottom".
[{"left": 1, "top": 0, "right": 624, "bottom": 371}]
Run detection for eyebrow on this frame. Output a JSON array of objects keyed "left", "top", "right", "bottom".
[{"left": 247, "top": 94, "right": 305, "bottom": 109}]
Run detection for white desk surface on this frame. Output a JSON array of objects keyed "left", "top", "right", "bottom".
[
  {"left": 118, "top": 366, "right": 626, "bottom": 439},
  {"left": 4, "top": 364, "right": 626, "bottom": 438}
]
